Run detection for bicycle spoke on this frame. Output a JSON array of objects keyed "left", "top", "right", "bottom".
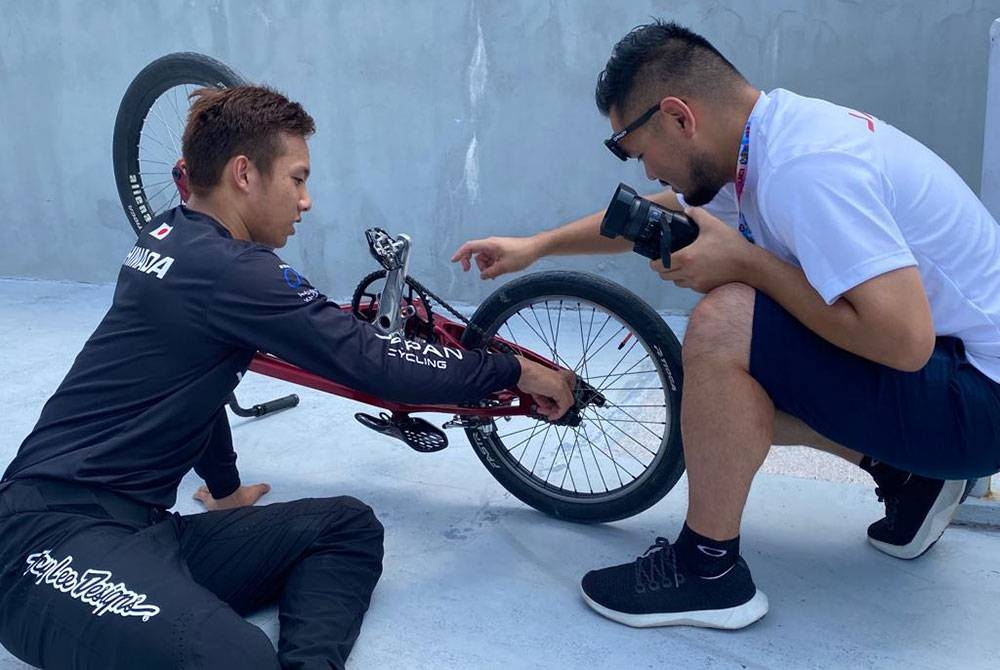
[
  {"left": 579, "top": 410, "right": 650, "bottom": 471},
  {"left": 497, "top": 423, "right": 548, "bottom": 441},
  {"left": 513, "top": 420, "right": 549, "bottom": 461},
  {"left": 579, "top": 417, "right": 633, "bottom": 485},
  {"left": 527, "top": 305, "right": 559, "bottom": 364},
  {"left": 548, "top": 425, "right": 578, "bottom": 492},
  {"left": 601, "top": 404, "right": 666, "bottom": 409},
  {"left": 168, "top": 84, "right": 186, "bottom": 133},
  {"left": 598, "top": 342, "right": 649, "bottom": 390},
  {"left": 576, "top": 310, "right": 614, "bottom": 374},
  {"left": 516, "top": 309, "right": 572, "bottom": 369},
  {"left": 149, "top": 105, "right": 182, "bottom": 156},
  {"left": 529, "top": 421, "right": 555, "bottom": 475},
  {"left": 585, "top": 369, "right": 659, "bottom": 380},
  {"left": 577, "top": 422, "right": 611, "bottom": 492},
  {"left": 586, "top": 410, "right": 660, "bottom": 457},
  {"left": 556, "top": 426, "right": 582, "bottom": 491},
  {"left": 591, "top": 337, "right": 644, "bottom": 395},
  {"left": 576, "top": 322, "right": 629, "bottom": 372},
  {"left": 155, "top": 95, "right": 185, "bottom": 155},
  {"left": 586, "top": 411, "right": 632, "bottom": 485},
  {"left": 500, "top": 321, "right": 522, "bottom": 352},
  {"left": 545, "top": 299, "right": 564, "bottom": 367},
  {"left": 597, "top": 398, "right": 667, "bottom": 441},
  {"left": 500, "top": 419, "right": 548, "bottom": 461},
  {"left": 539, "top": 301, "right": 567, "bottom": 368},
  {"left": 591, "top": 414, "right": 666, "bottom": 426},
  {"left": 141, "top": 177, "right": 175, "bottom": 188},
  {"left": 600, "top": 386, "right": 664, "bottom": 391},
  {"left": 501, "top": 426, "right": 544, "bottom": 455},
  {"left": 139, "top": 127, "right": 177, "bottom": 157},
  {"left": 568, "top": 424, "right": 597, "bottom": 494},
  {"left": 582, "top": 411, "right": 658, "bottom": 466},
  {"left": 144, "top": 179, "right": 179, "bottom": 205}
]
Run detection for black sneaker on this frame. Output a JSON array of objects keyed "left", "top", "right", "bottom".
[
  {"left": 867, "top": 473, "right": 969, "bottom": 560},
  {"left": 580, "top": 537, "right": 768, "bottom": 629}
]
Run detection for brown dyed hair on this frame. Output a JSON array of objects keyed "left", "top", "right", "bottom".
[{"left": 182, "top": 85, "right": 316, "bottom": 196}]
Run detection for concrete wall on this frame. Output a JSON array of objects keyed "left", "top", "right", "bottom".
[{"left": 1, "top": 0, "right": 997, "bottom": 310}]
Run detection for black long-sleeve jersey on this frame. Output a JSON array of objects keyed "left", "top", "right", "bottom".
[{"left": 2, "top": 207, "right": 519, "bottom": 508}]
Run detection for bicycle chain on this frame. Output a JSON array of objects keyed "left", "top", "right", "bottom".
[{"left": 404, "top": 275, "right": 517, "bottom": 356}]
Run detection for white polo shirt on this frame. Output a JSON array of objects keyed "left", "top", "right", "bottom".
[{"left": 684, "top": 88, "right": 1000, "bottom": 382}]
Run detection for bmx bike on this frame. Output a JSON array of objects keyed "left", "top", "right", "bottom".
[{"left": 111, "top": 52, "right": 685, "bottom": 523}]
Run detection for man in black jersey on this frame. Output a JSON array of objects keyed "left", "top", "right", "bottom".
[{"left": 0, "top": 85, "right": 574, "bottom": 670}]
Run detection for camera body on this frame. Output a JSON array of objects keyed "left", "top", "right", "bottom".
[{"left": 599, "top": 183, "right": 699, "bottom": 267}]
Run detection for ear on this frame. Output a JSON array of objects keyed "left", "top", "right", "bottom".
[
  {"left": 229, "top": 155, "right": 253, "bottom": 194},
  {"left": 658, "top": 97, "right": 697, "bottom": 138}
]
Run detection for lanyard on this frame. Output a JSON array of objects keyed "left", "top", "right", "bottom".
[{"left": 735, "top": 120, "right": 755, "bottom": 244}]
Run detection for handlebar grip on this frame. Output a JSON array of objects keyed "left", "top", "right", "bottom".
[{"left": 254, "top": 394, "right": 300, "bottom": 417}]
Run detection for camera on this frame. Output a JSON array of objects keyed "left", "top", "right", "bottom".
[{"left": 599, "top": 183, "right": 699, "bottom": 267}]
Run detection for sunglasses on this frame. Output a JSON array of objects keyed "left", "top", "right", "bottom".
[{"left": 604, "top": 103, "right": 660, "bottom": 161}]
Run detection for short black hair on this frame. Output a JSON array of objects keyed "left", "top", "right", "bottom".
[
  {"left": 183, "top": 86, "right": 315, "bottom": 197},
  {"left": 595, "top": 20, "right": 746, "bottom": 117}
]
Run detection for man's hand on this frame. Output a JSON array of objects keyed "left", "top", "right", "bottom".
[
  {"left": 652, "top": 207, "right": 755, "bottom": 293},
  {"left": 193, "top": 483, "right": 271, "bottom": 511},
  {"left": 515, "top": 358, "right": 575, "bottom": 420},
  {"left": 451, "top": 236, "right": 541, "bottom": 280}
]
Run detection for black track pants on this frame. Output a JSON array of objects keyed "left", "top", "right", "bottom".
[{"left": 0, "top": 479, "right": 384, "bottom": 670}]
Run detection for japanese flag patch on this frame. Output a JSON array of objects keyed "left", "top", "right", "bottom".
[{"left": 150, "top": 223, "right": 173, "bottom": 240}]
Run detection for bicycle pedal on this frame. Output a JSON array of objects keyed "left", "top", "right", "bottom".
[
  {"left": 364, "top": 228, "right": 403, "bottom": 271},
  {"left": 354, "top": 412, "right": 448, "bottom": 453}
]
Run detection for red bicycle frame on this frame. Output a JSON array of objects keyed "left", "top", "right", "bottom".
[{"left": 246, "top": 300, "right": 556, "bottom": 419}]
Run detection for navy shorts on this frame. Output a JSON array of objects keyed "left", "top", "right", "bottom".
[{"left": 749, "top": 291, "right": 1000, "bottom": 479}]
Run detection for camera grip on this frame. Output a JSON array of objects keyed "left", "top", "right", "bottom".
[
  {"left": 657, "top": 211, "right": 700, "bottom": 268},
  {"left": 668, "top": 212, "right": 699, "bottom": 252}
]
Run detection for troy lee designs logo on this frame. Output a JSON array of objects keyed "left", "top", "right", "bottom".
[
  {"left": 23, "top": 550, "right": 161, "bottom": 622},
  {"left": 374, "top": 332, "right": 464, "bottom": 370}
]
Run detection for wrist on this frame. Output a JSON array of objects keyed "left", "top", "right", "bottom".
[
  {"left": 515, "top": 356, "right": 534, "bottom": 386},
  {"left": 739, "top": 243, "right": 769, "bottom": 287},
  {"left": 532, "top": 230, "right": 557, "bottom": 259}
]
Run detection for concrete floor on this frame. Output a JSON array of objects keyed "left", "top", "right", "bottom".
[{"left": 0, "top": 277, "right": 996, "bottom": 669}]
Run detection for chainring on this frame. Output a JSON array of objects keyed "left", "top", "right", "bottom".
[{"left": 350, "top": 270, "right": 436, "bottom": 341}]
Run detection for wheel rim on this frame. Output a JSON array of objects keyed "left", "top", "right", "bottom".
[
  {"left": 477, "top": 295, "right": 675, "bottom": 504},
  {"left": 133, "top": 83, "right": 200, "bottom": 222}
]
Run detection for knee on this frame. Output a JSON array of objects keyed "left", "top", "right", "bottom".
[
  {"left": 189, "top": 609, "right": 280, "bottom": 670},
  {"left": 319, "top": 496, "right": 385, "bottom": 552},
  {"left": 329, "top": 496, "right": 383, "bottom": 533},
  {"left": 93, "top": 604, "right": 280, "bottom": 670},
  {"left": 683, "top": 283, "right": 754, "bottom": 367}
]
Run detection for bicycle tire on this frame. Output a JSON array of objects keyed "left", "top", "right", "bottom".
[
  {"left": 461, "top": 271, "right": 685, "bottom": 523},
  {"left": 112, "top": 52, "right": 247, "bottom": 235}
]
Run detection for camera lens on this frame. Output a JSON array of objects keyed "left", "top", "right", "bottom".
[
  {"left": 599, "top": 183, "right": 638, "bottom": 238},
  {"left": 599, "top": 182, "right": 697, "bottom": 261},
  {"left": 600, "top": 183, "right": 662, "bottom": 258}
]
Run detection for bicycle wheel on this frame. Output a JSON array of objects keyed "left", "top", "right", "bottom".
[
  {"left": 112, "top": 52, "right": 247, "bottom": 235},
  {"left": 461, "top": 271, "right": 685, "bottom": 523}
]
